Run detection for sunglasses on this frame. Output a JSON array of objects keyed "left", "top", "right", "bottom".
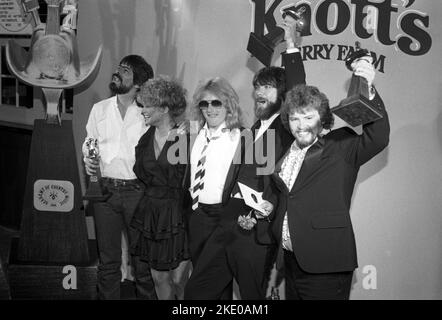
[{"left": 198, "top": 99, "right": 223, "bottom": 109}]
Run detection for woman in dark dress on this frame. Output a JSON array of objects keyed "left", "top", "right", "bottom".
[{"left": 131, "top": 76, "right": 190, "bottom": 300}]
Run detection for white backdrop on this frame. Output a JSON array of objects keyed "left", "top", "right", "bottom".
[{"left": 72, "top": 0, "right": 442, "bottom": 299}]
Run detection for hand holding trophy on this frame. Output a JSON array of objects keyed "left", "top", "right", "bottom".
[
  {"left": 83, "top": 138, "right": 109, "bottom": 201},
  {"left": 331, "top": 42, "right": 384, "bottom": 127},
  {"left": 247, "top": 6, "right": 307, "bottom": 66}
]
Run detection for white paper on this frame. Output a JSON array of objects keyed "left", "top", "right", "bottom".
[{"left": 237, "top": 182, "right": 265, "bottom": 213}]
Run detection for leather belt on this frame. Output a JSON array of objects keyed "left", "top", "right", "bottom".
[{"left": 101, "top": 177, "right": 139, "bottom": 187}]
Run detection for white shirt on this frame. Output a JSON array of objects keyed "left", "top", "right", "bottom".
[
  {"left": 255, "top": 112, "right": 280, "bottom": 141},
  {"left": 190, "top": 122, "right": 241, "bottom": 204},
  {"left": 280, "top": 139, "right": 317, "bottom": 251},
  {"left": 84, "top": 95, "right": 148, "bottom": 180}
]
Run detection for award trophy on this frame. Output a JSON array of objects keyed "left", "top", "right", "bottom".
[
  {"left": 5, "top": 0, "right": 102, "bottom": 299},
  {"left": 247, "top": 6, "right": 307, "bottom": 66},
  {"left": 83, "top": 138, "right": 109, "bottom": 201},
  {"left": 331, "top": 42, "right": 383, "bottom": 127}
]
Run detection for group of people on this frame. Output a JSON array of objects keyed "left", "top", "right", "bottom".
[{"left": 82, "top": 18, "right": 390, "bottom": 300}]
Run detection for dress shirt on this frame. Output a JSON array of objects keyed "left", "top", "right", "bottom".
[
  {"left": 280, "top": 138, "right": 317, "bottom": 251},
  {"left": 190, "top": 122, "right": 241, "bottom": 204},
  {"left": 84, "top": 95, "right": 149, "bottom": 180},
  {"left": 231, "top": 112, "right": 280, "bottom": 199},
  {"left": 255, "top": 112, "right": 280, "bottom": 141}
]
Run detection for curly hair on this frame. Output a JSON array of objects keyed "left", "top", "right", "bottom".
[
  {"left": 120, "top": 55, "right": 154, "bottom": 86},
  {"left": 190, "top": 77, "right": 242, "bottom": 130},
  {"left": 281, "top": 84, "right": 334, "bottom": 131},
  {"left": 137, "top": 76, "right": 187, "bottom": 121}
]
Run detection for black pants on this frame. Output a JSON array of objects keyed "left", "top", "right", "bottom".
[
  {"left": 186, "top": 203, "right": 232, "bottom": 300},
  {"left": 93, "top": 180, "right": 156, "bottom": 300},
  {"left": 283, "top": 249, "right": 353, "bottom": 300},
  {"left": 185, "top": 199, "right": 275, "bottom": 300}
]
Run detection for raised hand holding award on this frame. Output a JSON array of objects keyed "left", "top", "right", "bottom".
[
  {"left": 331, "top": 42, "right": 384, "bottom": 127},
  {"left": 247, "top": 6, "right": 307, "bottom": 66}
]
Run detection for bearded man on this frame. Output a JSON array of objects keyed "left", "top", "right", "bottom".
[{"left": 83, "top": 55, "right": 157, "bottom": 300}]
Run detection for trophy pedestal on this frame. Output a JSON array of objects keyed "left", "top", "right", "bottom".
[
  {"left": 83, "top": 176, "right": 110, "bottom": 202},
  {"left": 0, "top": 256, "right": 10, "bottom": 299},
  {"left": 332, "top": 73, "right": 382, "bottom": 127},
  {"left": 331, "top": 93, "right": 383, "bottom": 127},
  {"left": 8, "top": 237, "right": 98, "bottom": 300},
  {"left": 247, "top": 32, "right": 277, "bottom": 67},
  {"left": 18, "top": 119, "right": 89, "bottom": 264}
]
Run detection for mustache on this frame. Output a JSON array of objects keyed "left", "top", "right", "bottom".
[
  {"left": 255, "top": 97, "right": 268, "bottom": 103},
  {"left": 111, "top": 73, "right": 122, "bottom": 82}
]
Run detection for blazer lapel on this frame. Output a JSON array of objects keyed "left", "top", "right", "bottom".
[
  {"left": 182, "top": 133, "right": 191, "bottom": 190},
  {"left": 291, "top": 138, "right": 325, "bottom": 194},
  {"left": 272, "top": 146, "right": 292, "bottom": 194}
]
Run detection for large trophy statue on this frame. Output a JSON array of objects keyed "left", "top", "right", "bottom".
[
  {"left": 331, "top": 42, "right": 383, "bottom": 127},
  {"left": 5, "top": 0, "right": 102, "bottom": 299}
]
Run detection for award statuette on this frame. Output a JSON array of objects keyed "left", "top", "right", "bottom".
[
  {"left": 331, "top": 42, "right": 383, "bottom": 127},
  {"left": 83, "top": 138, "right": 109, "bottom": 201},
  {"left": 247, "top": 6, "right": 307, "bottom": 67}
]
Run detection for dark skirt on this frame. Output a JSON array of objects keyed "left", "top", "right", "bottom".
[{"left": 131, "top": 187, "right": 190, "bottom": 271}]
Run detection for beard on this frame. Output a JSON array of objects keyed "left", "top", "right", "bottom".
[
  {"left": 293, "top": 121, "right": 322, "bottom": 149},
  {"left": 109, "top": 73, "right": 132, "bottom": 95},
  {"left": 254, "top": 96, "right": 282, "bottom": 120}
]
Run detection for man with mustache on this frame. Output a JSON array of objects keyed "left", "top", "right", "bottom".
[
  {"left": 265, "top": 59, "right": 389, "bottom": 299},
  {"left": 82, "top": 55, "right": 157, "bottom": 300}
]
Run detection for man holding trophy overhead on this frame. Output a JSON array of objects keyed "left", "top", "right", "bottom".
[
  {"left": 261, "top": 55, "right": 390, "bottom": 300},
  {"left": 82, "top": 55, "right": 157, "bottom": 300}
]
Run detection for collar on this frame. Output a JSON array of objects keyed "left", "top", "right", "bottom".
[
  {"left": 202, "top": 121, "right": 228, "bottom": 139},
  {"left": 114, "top": 95, "right": 137, "bottom": 109},
  {"left": 260, "top": 112, "right": 280, "bottom": 127}
]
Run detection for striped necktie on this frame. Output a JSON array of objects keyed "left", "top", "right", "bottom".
[{"left": 191, "top": 134, "right": 217, "bottom": 210}]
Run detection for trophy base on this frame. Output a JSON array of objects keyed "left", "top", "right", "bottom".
[
  {"left": 18, "top": 119, "right": 89, "bottom": 264},
  {"left": 8, "top": 237, "right": 98, "bottom": 300},
  {"left": 332, "top": 94, "right": 383, "bottom": 127},
  {"left": 247, "top": 32, "right": 274, "bottom": 67},
  {"left": 83, "top": 174, "right": 110, "bottom": 202}
]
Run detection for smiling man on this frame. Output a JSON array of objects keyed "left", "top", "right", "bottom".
[
  {"left": 82, "top": 55, "right": 157, "bottom": 300},
  {"left": 264, "top": 59, "right": 390, "bottom": 300}
]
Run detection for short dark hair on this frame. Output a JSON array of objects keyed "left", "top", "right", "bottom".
[
  {"left": 138, "top": 76, "right": 187, "bottom": 121},
  {"left": 252, "top": 66, "right": 287, "bottom": 97},
  {"left": 281, "top": 84, "right": 334, "bottom": 130},
  {"left": 120, "top": 55, "right": 154, "bottom": 86}
]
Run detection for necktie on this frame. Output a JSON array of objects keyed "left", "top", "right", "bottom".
[{"left": 191, "top": 135, "right": 216, "bottom": 210}]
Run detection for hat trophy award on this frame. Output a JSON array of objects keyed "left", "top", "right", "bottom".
[{"left": 5, "top": 0, "right": 102, "bottom": 299}]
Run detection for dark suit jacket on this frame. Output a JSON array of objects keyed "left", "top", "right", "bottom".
[
  {"left": 183, "top": 127, "right": 246, "bottom": 207},
  {"left": 270, "top": 92, "right": 390, "bottom": 273},
  {"left": 231, "top": 51, "right": 306, "bottom": 244}
]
